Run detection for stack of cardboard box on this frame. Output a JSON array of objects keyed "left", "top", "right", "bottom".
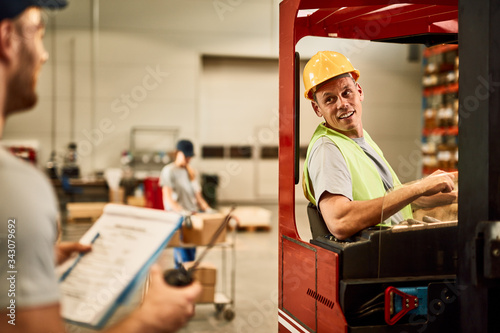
[
  {"left": 183, "top": 261, "right": 217, "bottom": 303},
  {"left": 167, "top": 213, "right": 226, "bottom": 303}
]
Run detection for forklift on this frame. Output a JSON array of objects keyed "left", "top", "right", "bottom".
[{"left": 278, "top": 0, "right": 500, "bottom": 332}]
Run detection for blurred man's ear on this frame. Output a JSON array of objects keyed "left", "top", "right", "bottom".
[
  {"left": 0, "top": 20, "right": 15, "bottom": 63},
  {"left": 312, "top": 101, "right": 323, "bottom": 118}
]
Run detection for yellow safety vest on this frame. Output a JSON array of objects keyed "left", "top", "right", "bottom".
[{"left": 303, "top": 123, "right": 413, "bottom": 224}]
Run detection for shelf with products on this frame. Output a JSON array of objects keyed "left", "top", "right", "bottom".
[
  {"left": 422, "top": 44, "right": 459, "bottom": 177},
  {"left": 123, "top": 127, "right": 179, "bottom": 174}
]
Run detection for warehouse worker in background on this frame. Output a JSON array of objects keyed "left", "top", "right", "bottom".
[
  {"left": 302, "top": 51, "right": 458, "bottom": 241},
  {"left": 0, "top": 1, "right": 201, "bottom": 333},
  {"left": 160, "top": 139, "right": 212, "bottom": 268}
]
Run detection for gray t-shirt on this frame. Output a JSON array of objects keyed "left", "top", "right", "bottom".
[
  {"left": 0, "top": 147, "right": 60, "bottom": 308},
  {"left": 159, "top": 163, "right": 200, "bottom": 212},
  {"left": 308, "top": 136, "right": 404, "bottom": 224}
]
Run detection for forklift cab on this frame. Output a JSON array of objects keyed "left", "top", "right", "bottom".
[
  {"left": 278, "top": 0, "right": 500, "bottom": 332},
  {"left": 278, "top": 0, "right": 500, "bottom": 333}
]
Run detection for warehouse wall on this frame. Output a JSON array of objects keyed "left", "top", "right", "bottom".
[{"left": 2, "top": 1, "right": 423, "bottom": 204}]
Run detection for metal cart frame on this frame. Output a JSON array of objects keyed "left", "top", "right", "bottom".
[{"left": 173, "top": 218, "right": 237, "bottom": 321}]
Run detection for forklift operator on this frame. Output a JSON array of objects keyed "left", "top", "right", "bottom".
[{"left": 302, "top": 51, "right": 457, "bottom": 241}]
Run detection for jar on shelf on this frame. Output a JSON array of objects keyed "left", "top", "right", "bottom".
[
  {"left": 444, "top": 134, "right": 458, "bottom": 147},
  {"left": 453, "top": 99, "right": 459, "bottom": 126},
  {"left": 423, "top": 154, "right": 438, "bottom": 169},
  {"left": 428, "top": 133, "right": 444, "bottom": 146},
  {"left": 422, "top": 75, "right": 434, "bottom": 87},
  {"left": 445, "top": 71, "right": 457, "bottom": 84},
  {"left": 437, "top": 147, "right": 453, "bottom": 170},
  {"left": 422, "top": 141, "right": 437, "bottom": 155},
  {"left": 424, "top": 108, "right": 437, "bottom": 129},
  {"left": 444, "top": 104, "right": 454, "bottom": 127},
  {"left": 425, "top": 57, "right": 438, "bottom": 75},
  {"left": 437, "top": 106, "right": 446, "bottom": 127}
]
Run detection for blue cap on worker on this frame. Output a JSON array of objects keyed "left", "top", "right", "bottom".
[
  {"left": 176, "top": 139, "right": 194, "bottom": 157},
  {"left": 0, "top": 0, "right": 68, "bottom": 21}
]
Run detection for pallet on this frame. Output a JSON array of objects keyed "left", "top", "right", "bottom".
[
  {"left": 66, "top": 202, "right": 107, "bottom": 224},
  {"left": 66, "top": 216, "right": 100, "bottom": 224},
  {"left": 62, "top": 222, "right": 93, "bottom": 242},
  {"left": 219, "top": 206, "right": 272, "bottom": 232}
]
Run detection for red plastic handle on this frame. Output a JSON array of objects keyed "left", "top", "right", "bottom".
[{"left": 384, "top": 286, "right": 419, "bottom": 325}]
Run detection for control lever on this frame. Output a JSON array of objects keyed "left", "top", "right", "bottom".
[{"left": 163, "top": 206, "right": 235, "bottom": 286}]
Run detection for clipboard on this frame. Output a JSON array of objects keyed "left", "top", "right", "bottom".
[{"left": 58, "top": 204, "right": 183, "bottom": 328}]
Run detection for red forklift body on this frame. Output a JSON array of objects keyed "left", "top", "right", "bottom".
[{"left": 278, "top": 1, "right": 459, "bottom": 332}]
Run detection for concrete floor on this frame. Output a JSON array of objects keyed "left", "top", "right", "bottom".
[
  {"left": 62, "top": 202, "right": 312, "bottom": 333},
  {"left": 176, "top": 202, "right": 311, "bottom": 333}
]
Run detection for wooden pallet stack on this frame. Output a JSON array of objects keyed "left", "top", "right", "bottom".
[{"left": 220, "top": 206, "right": 272, "bottom": 232}]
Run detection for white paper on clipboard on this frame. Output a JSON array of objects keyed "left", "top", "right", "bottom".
[{"left": 58, "top": 204, "right": 182, "bottom": 328}]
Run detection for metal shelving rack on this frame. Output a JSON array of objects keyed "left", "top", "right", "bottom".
[{"left": 128, "top": 126, "right": 179, "bottom": 173}]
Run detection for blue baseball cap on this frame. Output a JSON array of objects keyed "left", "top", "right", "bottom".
[
  {"left": 0, "top": 0, "right": 68, "bottom": 21},
  {"left": 176, "top": 140, "right": 194, "bottom": 157}
]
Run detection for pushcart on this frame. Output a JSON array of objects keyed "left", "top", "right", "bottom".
[{"left": 168, "top": 215, "right": 237, "bottom": 322}]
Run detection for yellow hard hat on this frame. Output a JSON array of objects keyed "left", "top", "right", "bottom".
[{"left": 303, "top": 51, "right": 360, "bottom": 100}]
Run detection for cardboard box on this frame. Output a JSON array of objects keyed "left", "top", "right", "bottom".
[
  {"left": 167, "top": 230, "right": 181, "bottom": 247},
  {"left": 197, "top": 285, "right": 215, "bottom": 303},
  {"left": 183, "top": 261, "right": 216, "bottom": 303},
  {"left": 168, "top": 213, "right": 226, "bottom": 247},
  {"left": 183, "top": 261, "right": 217, "bottom": 285},
  {"left": 167, "top": 213, "right": 226, "bottom": 246},
  {"left": 66, "top": 202, "right": 107, "bottom": 223},
  {"left": 184, "top": 213, "right": 226, "bottom": 245}
]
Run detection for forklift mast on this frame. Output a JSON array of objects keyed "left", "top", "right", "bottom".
[{"left": 278, "top": 0, "right": 500, "bottom": 332}]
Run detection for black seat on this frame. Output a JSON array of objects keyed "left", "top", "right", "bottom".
[
  {"left": 307, "top": 203, "right": 383, "bottom": 243},
  {"left": 306, "top": 202, "right": 331, "bottom": 239}
]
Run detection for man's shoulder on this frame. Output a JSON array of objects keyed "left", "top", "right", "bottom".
[
  {"left": 160, "top": 163, "right": 188, "bottom": 186},
  {"left": 0, "top": 148, "right": 50, "bottom": 187},
  {"left": 160, "top": 162, "right": 176, "bottom": 174},
  {"left": 315, "top": 136, "right": 338, "bottom": 145},
  {"left": 311, "top": 136, "right": 340, "bottom": 155},
  {"left": 0, "top": 148, "right": 57, "bottom": 210},
  {"left": 308, "top": 136, "right": 347, "bottom": 172}
]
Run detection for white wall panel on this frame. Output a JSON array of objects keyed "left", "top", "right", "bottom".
[{"left": 198, "top": 160, "right": 256, "bottom": 202}]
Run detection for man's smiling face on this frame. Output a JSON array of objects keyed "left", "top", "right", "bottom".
[{"left": 312, "top": 76, "right": 364, "bottom": 138}]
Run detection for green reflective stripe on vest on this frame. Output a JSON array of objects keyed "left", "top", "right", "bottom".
[{"left": 303, "top": 123, "right": 413, "bottom": 223}]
